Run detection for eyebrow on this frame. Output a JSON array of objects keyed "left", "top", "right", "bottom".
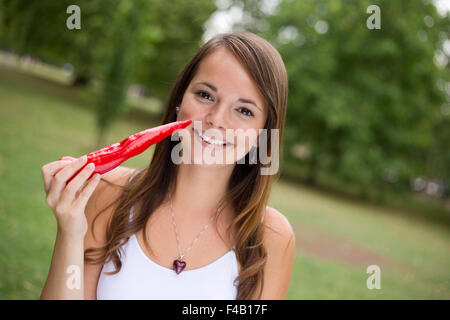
[{"left": 195, "top": 81, "right": 262, "bottom": 112}]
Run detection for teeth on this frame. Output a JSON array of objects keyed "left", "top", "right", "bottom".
[{"left": 197, "top": 130, "right": 227, "bottom": 145}]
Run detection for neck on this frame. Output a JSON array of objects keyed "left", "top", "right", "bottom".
[{"left": 171, "top": 163, "right": 235, "bottom": 221}]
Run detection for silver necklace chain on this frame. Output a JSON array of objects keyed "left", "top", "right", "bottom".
[{"left": 169, "top": 192, "right": 224, "bottom": 261}]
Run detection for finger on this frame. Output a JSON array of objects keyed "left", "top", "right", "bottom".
[
  {"left": 75, "top": 176, "right": 94, "bottom": 198},
  {"left": 42, "top": 160, "right": 74, "bottom": 193},
  {"left": 57, "top": 155, "right": 88, "bottom": 182},
  {"left": 74, "top": 173, "right": 101, "bottom": 209},
  {"left": 48, "top": 155, "right": 88, "bottom": 204},
  {"left": 59, "top": 156, "right": 77, "bottom": 161},
  {"left": 60, "top": 162, "right": 95, "bottom": 205}
]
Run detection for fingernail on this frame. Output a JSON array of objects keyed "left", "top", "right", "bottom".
[{"left": 88, "top": 163, "right": 95, "bottom": 169}]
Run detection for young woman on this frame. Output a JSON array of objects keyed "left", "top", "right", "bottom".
[{"left": 40, "top": 31, "right": 295, "bottom": 300}]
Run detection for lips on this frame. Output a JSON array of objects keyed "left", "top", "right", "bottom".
[{"left": 193, "top": 128, "right": 233, "bottom": 147}]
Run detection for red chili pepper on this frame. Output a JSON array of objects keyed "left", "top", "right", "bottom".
[{"left": 60, "top": 119, "right": 192, "bottom": 184}]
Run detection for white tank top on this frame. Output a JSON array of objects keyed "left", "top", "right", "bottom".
[{"left": 96, "top": 169, "right": 243, "bottom": 300}]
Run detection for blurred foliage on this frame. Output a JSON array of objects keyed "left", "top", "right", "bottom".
[
  {"left": 0, "top": 0, "right": 216, "bottom": 98},
  {"left": 233, "top": 0, "right": 450, "bottom": 201},
  {"left": 0, "top": 0, "right": 448, "bottom": 204},
  {"left": 94, "top": 0, "right": 141, "bottom": 147},
  {"left": 0, "top": 0, "right": 216, "bottom": 147}
]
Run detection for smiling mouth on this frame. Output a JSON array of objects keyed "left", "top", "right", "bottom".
[{"left": 193, "top": 129, "right": 233, "bottom": 147}]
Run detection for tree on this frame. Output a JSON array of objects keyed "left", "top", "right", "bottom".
[
  {"left": 0, "top": 0, "right": 217, "bottom": 147},
  {"left": 95, "top": 0, "right": 141, "bottom": 148},
  {"left": 230, "top": 0, "right": 449, "bottom": 200},
  {"left": 132, "top": 0, "right": 217, "bottom": 103}
]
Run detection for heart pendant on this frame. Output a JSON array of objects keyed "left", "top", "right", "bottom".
[{"left": 173, "top": 259, "right": 186, "bottom": 274}]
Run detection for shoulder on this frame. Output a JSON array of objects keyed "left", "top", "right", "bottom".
[
  {"left": 262, "top": 206, "right": 296, "bottom": 251},
  {"left": 254, "top": 206, "right": 295, "bottom": 299},
  {"left": 85, "top": 166, "right": 133, "bottom": 210},
  {"left": 83, "top": 166, "right": 135, "bottom": 299},
  {"left": 84, "top": 166, "right": 135, "bottom": 240},
  {"left": 100, "top": 166, "right": 135, "bottom": 186}
]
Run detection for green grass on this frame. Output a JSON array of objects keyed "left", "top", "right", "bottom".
[
  {"left": 0, "top": 65, "right": 449, "bottom": 300},
  {"left": 275, "top": 180, "right": 450, "bottom": 299}
]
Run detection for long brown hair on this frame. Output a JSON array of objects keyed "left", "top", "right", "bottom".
[{"left": 85, "top": 31, "right": 288, "bottom": 300}]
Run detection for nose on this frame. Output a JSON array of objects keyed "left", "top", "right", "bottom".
[{"left": 205, "top": 103, "right": 229, "bottom": 130}]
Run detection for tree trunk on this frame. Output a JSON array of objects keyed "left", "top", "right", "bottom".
[
  {"left": 306, "top": 156, "right": 318, "bottom": 186},
  {"left": 96, "top": 125, "right": 106, "bottom": 150},
  {"left": 72, "top": 74, "right": 90, "bottom": 87}
]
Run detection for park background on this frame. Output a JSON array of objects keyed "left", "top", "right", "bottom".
[{"left": 0, "top": 0, "right": 449, "bottom": 299}]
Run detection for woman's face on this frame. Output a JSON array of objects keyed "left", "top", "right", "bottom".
[{"left": 176, "top": 48, "right": 267, "bottom": 167}]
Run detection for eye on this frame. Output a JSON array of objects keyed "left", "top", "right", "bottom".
[
  {"left": 237, "top": 107, "right": 254, "bottom": 117},
  {"left": 196, "top": 90, "right": 214, "bottom": 102}
]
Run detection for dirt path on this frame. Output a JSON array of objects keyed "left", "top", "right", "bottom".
[{"left": 293, "top": 224, "right": 404, "bottom": 269}]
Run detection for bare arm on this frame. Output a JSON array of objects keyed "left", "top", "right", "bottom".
[
  {"left": 252, "top": 207, "right": 296, "bottom": 299},
  {"left": 39, "top": 156, "right": 101, "bottom": 300},
  {"left": 83, "top": 166, "right": 134, "bottom": 299},
  {"left": 40, "top": 231, "right": 85, "bottom": 299}
]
